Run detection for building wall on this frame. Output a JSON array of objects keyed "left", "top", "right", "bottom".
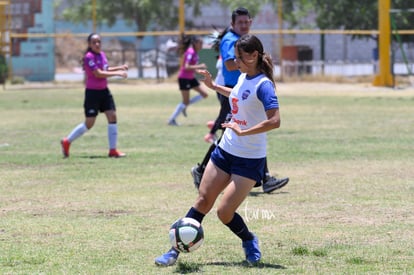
[{"left": 11, "top": 0, "right": 55, "bottom": 81}]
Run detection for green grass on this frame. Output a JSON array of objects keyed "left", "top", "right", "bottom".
[{"left": 0, "top": 81, "right": 414, "bottom": 274}]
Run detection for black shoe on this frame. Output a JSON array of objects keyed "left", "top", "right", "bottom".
[
  {"left": 191, "top": 165, "right": 202, "bottom": 189},
  {"left": 253, "top": 181, "right": 262, "bottom": 188},
  {"left": 262, "top": 176, "right": 289, "bottom": 194}
]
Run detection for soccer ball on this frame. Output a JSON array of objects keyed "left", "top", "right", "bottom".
[{"left": 169, "top": 217, "right": 204, "bottom": 253}]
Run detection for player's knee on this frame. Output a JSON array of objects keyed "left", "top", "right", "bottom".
[
  {"left": 194, "top": 194, "right": 213, "bottom": 213},
  {"left": 216, "top": 207, "right": 232, "bottom": 224},
  {"left": 85, "top": 121, "right": 95, "bottom": 129}
]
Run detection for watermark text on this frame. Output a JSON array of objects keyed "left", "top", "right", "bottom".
[{"left": 243, "top": 201, "right": 276, "bottom": 222}]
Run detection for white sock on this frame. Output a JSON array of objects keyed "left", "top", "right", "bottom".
[
  {"left": 189, "top": 94, "right": 203, "bottom": 105},
  {"left": 169, "top": 103, "right": 186, "bottom": 121},
  {"left": 108, "top": 123, "right": 118, "bottom": 150},
  {"left": 67, "top": 123, "right": 88, "bottom": 143}
]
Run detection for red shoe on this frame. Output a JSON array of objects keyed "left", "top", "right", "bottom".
[
  {"left": 61, "top": 138, "right": 70, "bottom": 158},
  {"left": 206, "top": 120, "right": 214, "bottom": 129},
  {"left": 108, "top": 149, "right": 126, "bottom": 158}
]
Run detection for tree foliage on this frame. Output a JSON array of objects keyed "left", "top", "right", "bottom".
[
  {"left": 267, "top": 0, "right": 316, "bottom": 27},
  {"left": 61, "top": 0, "right": 210, "bottom": 33},
  {"left": 269, "top": 0, "right": 413, "bottom": 31},
  {"left": 312, "top": 0, "right": 378, "bottom": 30},
  {"left": 269, "top": 0, "right": 413, "bottom": 42},
  {"left": 61, "top": 0, "right": 414, "bottom": 41},
  {"left": 215, "top": 0, "right": 264, "bottom": 18}
]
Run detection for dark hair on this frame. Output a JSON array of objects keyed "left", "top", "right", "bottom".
[
  {"left": 210, "top": 26, "right": 231, "bottom": 52},
  {"left": 231, "top": 7, "right": 251, "bottom": 23},
  {"left": 210, "top": 8, "right": 250, "bottom": 53},
  {"left": 81, "top": 33, "right": 99, "bottom": 68},
  {"left": 235, "top": 34, "right": 275, "bottom": 85},
  {"left": 178, "top": 35, "right": 202, "bottom": 55},
  {"left": 85, "top": 33, "right": 99, "bottom": 54}
]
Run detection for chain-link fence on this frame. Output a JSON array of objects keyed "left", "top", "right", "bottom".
[{"left": 2, "top": 0, "right": 414, "bottom": 82}]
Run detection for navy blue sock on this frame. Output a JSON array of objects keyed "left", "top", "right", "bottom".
[
  {"left": 185, "top": 207, "right": 205, "bottom": 224},
  {"left": 225, "top": 212, "right": 254, "bottom": 241}
]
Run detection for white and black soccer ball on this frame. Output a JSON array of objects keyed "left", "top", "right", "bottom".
[{"left": 169, "top": 217, "right": 204, "bottom": 253}]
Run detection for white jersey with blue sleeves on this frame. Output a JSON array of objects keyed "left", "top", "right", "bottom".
[{"left": 219, "top": 73, "right": 278, "bottom": 158}]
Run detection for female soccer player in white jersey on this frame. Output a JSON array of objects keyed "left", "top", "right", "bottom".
[{"left": 155, "top": 34, "right": 282, "bottom": 266}]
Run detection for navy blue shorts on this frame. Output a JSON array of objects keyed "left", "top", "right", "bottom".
[
  {"left": 178, "top": 78, "right": 200, "bottom": 90},
  {"left": 83, "top": 88, "right": 116, "bottom": 117},
  {"left": 210, "top": 146, "right": 265, "bottom": 183}
]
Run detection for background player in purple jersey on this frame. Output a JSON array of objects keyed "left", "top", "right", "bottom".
[
  {"left": 167, "top": 35, "right": 209, "bottom": 126},
  {"left": 61, "top": 33, "right": 128, "bottom": 158}
]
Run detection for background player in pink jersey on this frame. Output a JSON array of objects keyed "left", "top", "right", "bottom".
[
  {"left": 61, "top": 33, "right": 128, "bottom": 158},
  {"left": 167, "top": 35, "right": 209, "bottom": 126}
]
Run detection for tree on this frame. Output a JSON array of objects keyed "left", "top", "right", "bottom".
[
  {"left": 0, "top": 54, "right": 7, "bottom": 85},
  {"left": 274, "top": 0, "right": 414, "bottom": 41},
  {"left": 389, "top": 1, "right": 414, "bottom": 43},
  {"left": 215, "top": 0, "right": 264, "bottom": 18},
  {"left": 61, "top": 0, "right": 210, "bottom": 32},
  {"left": 267, "top": 0, "right": 316, "bottom": 28}
]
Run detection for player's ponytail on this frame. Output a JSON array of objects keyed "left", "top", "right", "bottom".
[
  {"left": 178, "top": 35, "right": 202, "bottom": 55},
  {"left": 259, "top": 52, "right": 275, "bottom": 86},
  {"left": 178, "top": 35, "right": 192, "bottom": 55},
  {"left": 210, "top": 26, "right": 230, "bottom": 52}
]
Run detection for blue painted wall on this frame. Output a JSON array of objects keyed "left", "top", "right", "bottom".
[{"left": 12, "top": 0, "right": 55, "bottom": 81}]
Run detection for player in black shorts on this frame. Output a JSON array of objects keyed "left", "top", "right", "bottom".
[{"left": 60, "top": 33, "right": 128, "bottom": 158}]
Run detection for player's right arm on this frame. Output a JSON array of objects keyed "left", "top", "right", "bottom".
[
  {"left": 196, "top": 69, "right": 232, "bottom": 97},
  {"left": 85, "top": 53, "right": 127, "bottom": 79},
  {"left": 223, "top": 59, "right": 238, "bottom": 72},
  {"left": 92, "top": 68, "right": 127, "bottom": 79},
  {"left": 221, "top": 39, "right": 238, "bottom": 72}
]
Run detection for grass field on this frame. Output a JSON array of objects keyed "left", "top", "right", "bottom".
[{"left": 0, "top": 80, "right": 413, "bottom": 274}]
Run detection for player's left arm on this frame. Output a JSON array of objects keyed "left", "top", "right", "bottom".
[{"left": 224, "top": 108, "right": 280, "bottom": 136}]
